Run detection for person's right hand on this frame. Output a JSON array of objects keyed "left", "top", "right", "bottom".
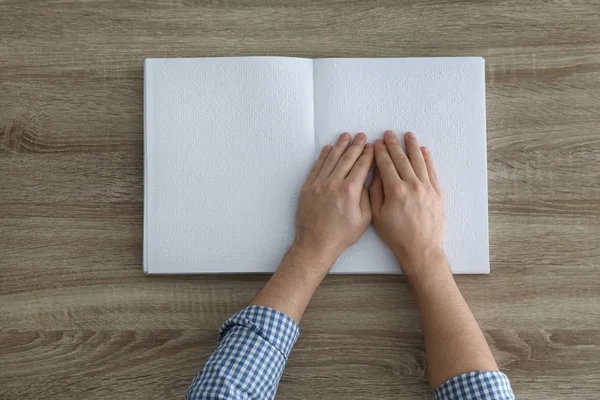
[
  {"left": 369, "top": 130, "right": 447, "bottom": 279},
  {"left": 293, "top": 132, "right": 373, "bottom": 273}
]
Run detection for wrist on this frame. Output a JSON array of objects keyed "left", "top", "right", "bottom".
[
  {"left": 395, "top": 246, "right": 453, "bottom": 289},
  {"left": 289, "top": 240, "right": 340, "bottom": 275},
  {"left": 250, "top": 243, "right": 337, "bottom": 324}
]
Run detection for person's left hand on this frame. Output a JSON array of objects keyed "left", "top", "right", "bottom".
[{"left": 293, "top": 132, "right": 374, "bottom": 269}]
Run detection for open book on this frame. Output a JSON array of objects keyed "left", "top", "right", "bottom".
[{"left": 144, "top": 57, "right": 488, "bottom": 274}]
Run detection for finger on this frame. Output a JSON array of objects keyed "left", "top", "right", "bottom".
[
  {"left": 421, "top": 146, "right": 442, "bottom": 193},
  {"left": 374, "top": 139, "right": 401, "bottom": 192},
  {"left": 346, "top": 142, "right": 374, "bottom": 184},
  {"left": 368, "top": 166, "right": 383, "bottom": 217},
  {"left": 383, "top": 130, "right": 417, "bottom": 182},
  {"left": 306, "top": 144, "right": 332, "bottom": 184},
  {"left": 319, "top": 132, "right": 352, "bottom": 178},
  {"left": 404, "top": 132, "right": 429, "bottom": 182},
  {"left": 331, "top": 133, "right": 367, "bottom": 178}
]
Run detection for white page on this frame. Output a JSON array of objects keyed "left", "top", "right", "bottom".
[
  {"left": 313, "top": 57, "right": 489, "bottom": 274},
  {"left": 144, "top": 57, "right": 315, "bottom": 273}
]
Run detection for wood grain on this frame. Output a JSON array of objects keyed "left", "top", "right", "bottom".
[{"left": 1, "top": 0, "right": 599, "bottom": 398}]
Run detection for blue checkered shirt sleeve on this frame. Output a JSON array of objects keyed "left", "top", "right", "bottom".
[
  {"left": 433, "top": 371, "right": 515, "bottom": 399},
  {"left": 187, "top": 305, "right": 299, "bottom": 400},
  {"left": 187, "top": 305, "right": 514, "bottom": 400}
]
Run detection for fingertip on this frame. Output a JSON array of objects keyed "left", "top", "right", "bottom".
[
  {"left": 405, "top": 131, "right": 416, "bottom": 140},
  {"left": 354, "top": 134, "right": 367, "bottom": 147},
  {"left": 384, "top": 131, "right": 399, "bottom": 146}
]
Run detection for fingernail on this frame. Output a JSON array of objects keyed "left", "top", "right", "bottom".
[
  {"left": 356, "top": 132, "right": 366, "bottom": 142},
  {"left": 384, "top": 130, "right": 395, "bottom": 139},
  {"left": 423, "top": 147, "right": 431, "bottom": 155},
  {"left": 340, "top": 132, "right": 350, "bottom": 141},
  {"left": 406, "top": 132, "right": 415, "bottom": 139},
  {"left": 375, "top": 139, "right": 383, "bottom": 146},
  {"left": 365, "top": 143, "right": 373, "bottom": 148}
]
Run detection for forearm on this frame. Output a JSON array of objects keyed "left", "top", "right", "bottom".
[
  {"left": 187, "top": 305, "right": 299, "bottom": 400},
  {"left": 405, "top": 250, "right": 498, "bottom": 389},
  {"left": 189, "top": 133, "right": 373, "bottom": 399},
  {"left": 249, "top": 242, "right": 336, "bottom": 323},
  {"left": 188, "top": 244, "right": 336, "bottom": 399}
]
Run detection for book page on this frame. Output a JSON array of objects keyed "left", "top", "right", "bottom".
[
  {"left": 313, "top": 57, "right": 488, "bottom": 274},
  {"left": 144, "top": 57, "right": 314, "bottom": 273}
]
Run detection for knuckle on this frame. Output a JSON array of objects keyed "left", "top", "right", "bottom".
[
  {"left": 326, "top": 178, "right": 340, "bottom": 190},
  {"left": 411, "top": 181, "right": 424, "bottom": 195},
  {"left": 352, "top": 142, "right": 365, "bottom": 152},
  {"left": 387, "top": 141, "right": 400, "bottom": 150},
  {"left": 348, "top": 141, "right": 360, "bottom": 150},
  {"left": 358, "top": 155, "right": 371, "bottom": 166},
  {"left": 381, "top": 158, "right": 394, "bottom": 168},
  {"left": 392, "top": 183, "right": 405, "bottom": 197},
  {"left": 347, "top": 145, "right": 362, "bottom": 157},
  {"left": 323, "top": 156, "right": 335, "bottom": 166},
  {"left": 333, "top": 144, "right": 348, "bottom": 154},
  {"left": 387, "top": 141, "right": 402, "bottom": 153},
  {"left": 338, "top": 153, "right": 351, "bottom": 165},
  {"left": 342, "top": 181, "right": 355, "bottom": 193}
]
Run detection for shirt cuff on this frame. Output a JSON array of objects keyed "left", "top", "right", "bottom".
[
  {"left": 433, "top": 371, "right": 515, "bottom": 400},
  {"left": 218, "top": 305, "right": 300, "bottom": 359}
]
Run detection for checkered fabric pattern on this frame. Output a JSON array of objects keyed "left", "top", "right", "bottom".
[
  {"left": 433, "top": 371, "right": 515, "bottom": 400},
  {"left": 187, "top": 306, "right": 299, "bottom": 400},
  {"left": 187, "top": 305, "right": 514, "bottom": 400}
]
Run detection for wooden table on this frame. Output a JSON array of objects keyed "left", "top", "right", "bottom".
[{"left": 1, "top": 1, "right": 599, "bottom": 398}]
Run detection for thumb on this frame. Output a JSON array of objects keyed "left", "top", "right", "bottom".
[
  {"left": 360, "top": 187, "right": 371, "bottom": 220},
  {"left": 368, "top": 167, "right": 383, "bottom": 217}
]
